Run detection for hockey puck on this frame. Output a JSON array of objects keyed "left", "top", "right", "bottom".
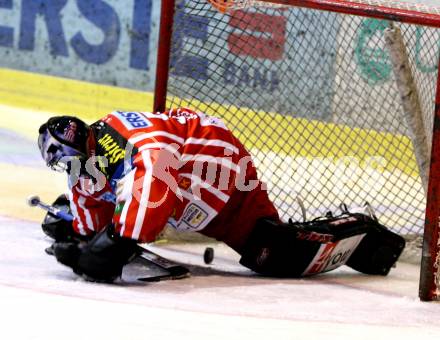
[{"left": 203, "top": 247, "right": 214, "bottom": 264}]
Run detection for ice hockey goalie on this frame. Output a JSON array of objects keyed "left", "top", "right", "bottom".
[{"left": 37, "top": 108, "right": 405, "bottom": 282}]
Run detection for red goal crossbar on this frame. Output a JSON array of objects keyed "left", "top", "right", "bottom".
[
  {"left": 303, "top": 1, "right": 440, "bottom": 27},
  {"left": 220, "top": 0, "right": 440, "bottom": 27}
]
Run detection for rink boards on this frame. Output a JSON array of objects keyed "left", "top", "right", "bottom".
[{"left": 0, "top": 68, "right": 423, "bottom": 231}]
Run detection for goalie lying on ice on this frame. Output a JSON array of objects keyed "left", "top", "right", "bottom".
[{"left": 37, "top": 108, "right": 405, "bottom": 282}]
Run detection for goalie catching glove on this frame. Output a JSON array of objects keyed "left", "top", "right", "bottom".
[
  {"left": 239, "top": 210, "right": 406, "bottom": 277},
  {"left": 53, "top": 225, "right": 139, "bottom": 282},
  {"left": 40, "top": 195, "right": 138, "bottom": 281}
]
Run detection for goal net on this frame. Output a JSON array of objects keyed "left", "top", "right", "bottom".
[{"left": 154, "top": 0, "right": 440, "bottom": 301}]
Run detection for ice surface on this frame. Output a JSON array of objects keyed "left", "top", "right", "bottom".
[{"left": 0, "top": 215, "right": 439, "bottom": 340}]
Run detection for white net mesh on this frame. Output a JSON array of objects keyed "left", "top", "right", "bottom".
[
  {"left": 167, "top": 0, "right": 440, "bottom": 299},
  {"left": 168, "top": 1, "right": 438, "bottom": 233}
]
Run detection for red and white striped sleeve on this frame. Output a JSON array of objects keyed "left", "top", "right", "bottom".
[{"left": 68, "top": 182, "right": 115, "bottom": 237}]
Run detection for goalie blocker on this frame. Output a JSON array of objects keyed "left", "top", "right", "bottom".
[{"left": 239, "top": 212, "right": 406, "bottom": 277}]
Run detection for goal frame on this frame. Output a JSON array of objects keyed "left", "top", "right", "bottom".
[{"left": 153, "top": 0, "right": 440, "bottom": 301}]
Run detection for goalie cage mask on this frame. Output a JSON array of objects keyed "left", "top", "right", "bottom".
[{"left": 38, "top": 116, "right": 90, "bottom": 173}]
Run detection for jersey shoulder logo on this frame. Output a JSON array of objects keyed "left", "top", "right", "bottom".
[{"left": 112, "top": 111, "right": 152, "bottom": 130}]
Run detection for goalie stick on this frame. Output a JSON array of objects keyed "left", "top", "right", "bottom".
[
  {"left": 135, "top": 250, "right": 190, "bottom": 282},
  {"left": 27, "top": 195, "right": 73, "bottom": 222},
  {"left": 27, "top": 195, "right": 190, "bottom": 282}
]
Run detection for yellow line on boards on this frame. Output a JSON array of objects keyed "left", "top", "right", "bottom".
[
  {"left": 0, "top": 67, "right": 154, "bottom": 121},
  {"left": 0, "top": 68, "right": 420, "bottom": 177},
  {"left": 167, "top": 97, "right": 420, "bottom": 177}
]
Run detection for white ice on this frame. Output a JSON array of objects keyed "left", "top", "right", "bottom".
[{"left": 0, "top": 215, "right": 439, "bottom": 340}]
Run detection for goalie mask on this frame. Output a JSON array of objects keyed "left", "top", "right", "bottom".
[{"left": 38, "top": 116, "right": 90, "bottom": 173}]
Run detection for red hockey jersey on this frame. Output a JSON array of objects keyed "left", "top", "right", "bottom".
[{"left": 69, "top": 109, "right": 278, "bottom": 252}]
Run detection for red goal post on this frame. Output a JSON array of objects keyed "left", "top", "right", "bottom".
[{"left": 154, "top": 0, "right": 440, "bottom": 301}]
